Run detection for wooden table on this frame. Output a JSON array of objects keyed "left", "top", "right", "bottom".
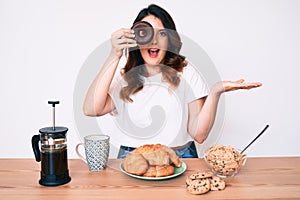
[{"left": 0, "top": 157, "right": 299, "bottom": 200}]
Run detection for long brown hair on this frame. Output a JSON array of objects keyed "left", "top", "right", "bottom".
[{"left": 120, "top": 4, "right": 187, "bottom": 102}]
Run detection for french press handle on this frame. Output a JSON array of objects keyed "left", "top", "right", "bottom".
[{"left": 32, "top": 135, "right": 41, "bottom": 162}]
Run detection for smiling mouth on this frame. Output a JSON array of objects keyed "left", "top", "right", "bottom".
[{"left": 148, "top": 48, "right": 159, "bottom": 58}]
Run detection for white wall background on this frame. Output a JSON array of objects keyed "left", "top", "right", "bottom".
[{"left": 0, "top": 0, "right": 299, "bottom": 158}]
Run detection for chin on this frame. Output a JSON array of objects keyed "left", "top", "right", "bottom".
[
  {"left": 143, "top": 56, "right": 164, "bottom": 66},
  {"left": 145, "top": 61, "right": 161, "bottom": 66}
]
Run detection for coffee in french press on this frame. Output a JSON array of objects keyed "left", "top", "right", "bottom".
[{"left": 32, "top": 101, "right": 71, "bottom": 186}]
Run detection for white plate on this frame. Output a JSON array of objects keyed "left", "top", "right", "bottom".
[{"left": 120, "top": 161, "right": 187, "bottom": 181}]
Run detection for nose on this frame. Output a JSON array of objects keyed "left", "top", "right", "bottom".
[{"left": 151, "top": 31, "right": 158, "bottom": 45}]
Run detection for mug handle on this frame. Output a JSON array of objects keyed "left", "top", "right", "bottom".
[{"left": 75, "top": 143, "right": 86, "bottom": 162}]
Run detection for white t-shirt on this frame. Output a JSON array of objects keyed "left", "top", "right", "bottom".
[{"left": 104, "top": 63, "right": 209, "bottom": 148}]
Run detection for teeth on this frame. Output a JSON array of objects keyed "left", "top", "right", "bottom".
[{"left": 149, "top": 49, "right": 159, "bottom": 53}]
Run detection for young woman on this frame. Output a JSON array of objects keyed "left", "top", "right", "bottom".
[{"left": 83, "top": 4, "right": 262, "bottom": 158}]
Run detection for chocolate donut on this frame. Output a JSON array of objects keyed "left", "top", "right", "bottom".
[{"left": 131, "top": 21, "right": 154, "bottom": 45}]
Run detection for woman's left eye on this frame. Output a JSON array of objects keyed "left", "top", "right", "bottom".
[{"left": 159, "top": 30, "right": 167, "bottom": 37}]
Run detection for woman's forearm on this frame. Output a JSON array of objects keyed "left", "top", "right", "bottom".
[
  {"left": 83, "top": 52, "right": 121, "bottom": 116},
  {"left": 190, "top": 89, "right": 221, "bottom": 144}
]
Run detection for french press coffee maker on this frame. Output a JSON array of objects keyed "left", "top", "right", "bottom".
[{"left": 32, "top": 101, "right": 71, "bottom": 186}]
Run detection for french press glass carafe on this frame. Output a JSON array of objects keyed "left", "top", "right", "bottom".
[{"left": 32, "top": 101, "right": 71, "bottom": 186}]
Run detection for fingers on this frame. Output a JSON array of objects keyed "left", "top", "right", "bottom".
[
  {"left": 231, "top": 81, "right": 262, "bottom": 91},
  {"left": 234, "top": 78, "right": 262, "bottom": 89},
  {"left": 117, "top": 37, "right": 136, "bottom": 46},
  {"left": 111, "top": 28, "right": 136, "bottom": 45},
  {"left": 241, "top": 82, "right": 262, "bottom": 89},
  {"left": 110, "top": 28, "right": 137, "bottom": 57},
  {"left": 113, "top": 28, "right": 135, "bottom": 39}
]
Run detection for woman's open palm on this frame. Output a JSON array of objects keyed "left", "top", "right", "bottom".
[{"left": 213, "top": 79, "right": 262, "bottom": 94}]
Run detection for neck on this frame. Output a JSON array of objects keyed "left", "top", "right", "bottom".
[{"left": 145, "top": 64, "right": 161, "bottom": 77}]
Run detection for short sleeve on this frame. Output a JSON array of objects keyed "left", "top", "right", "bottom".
[{"left": 182, "top": 64, "right": 209, "bottom": 103}]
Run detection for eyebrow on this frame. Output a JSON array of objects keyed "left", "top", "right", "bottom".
[{"left": 154, "top": 28, "right": 167, "bottom": 32}]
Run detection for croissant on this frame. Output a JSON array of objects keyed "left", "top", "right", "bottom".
[
  {"left": 123, "top": 144, "right": 181, "bottom": 177},
  {"left": 143, "top": 165, "right": 175, "bottom": 177},
  {"left": 123, "top": 152, "right": 148, "bottom": 176}
]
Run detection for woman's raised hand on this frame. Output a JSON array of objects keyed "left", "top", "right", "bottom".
[
  {"left": 212, "top": 79, "right": 262, "bottom": 95},
  {"left": 110, "top": 28, "right": 137, "bottom": 58}
]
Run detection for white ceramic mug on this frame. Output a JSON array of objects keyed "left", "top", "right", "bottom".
[{"left": 76, "top": 135, "right": 110, "bottom": 171}]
